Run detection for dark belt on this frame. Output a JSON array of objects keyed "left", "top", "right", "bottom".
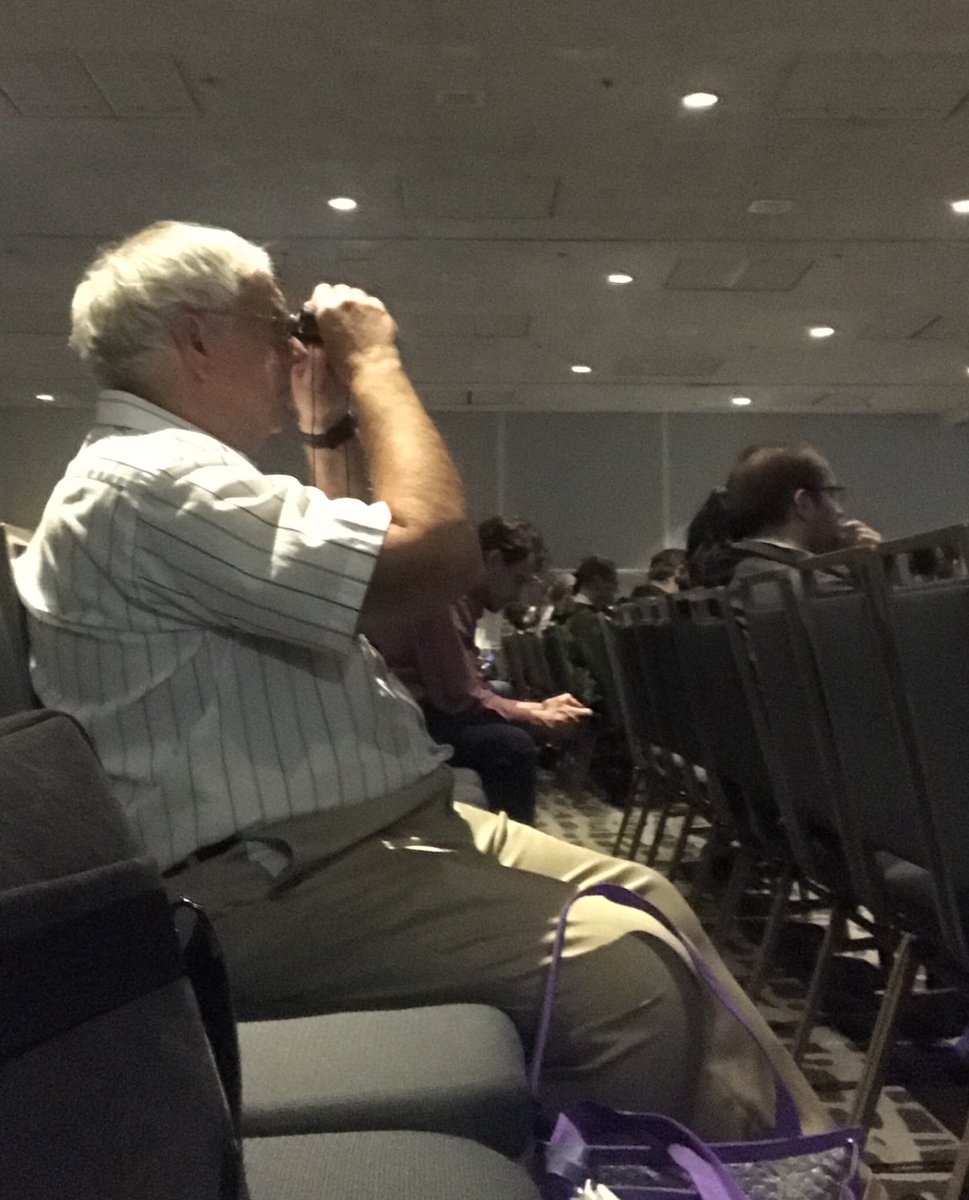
[{"left": 162, "top": 834, "right": 242, "bottom": 878}]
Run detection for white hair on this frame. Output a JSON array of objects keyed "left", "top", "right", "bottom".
[{"left": 69, "top": 220, "right": 274, "bottom": 388}]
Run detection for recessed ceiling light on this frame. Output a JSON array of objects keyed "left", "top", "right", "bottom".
[
  {"left": 808, "top": 325, "right": 836, "bottom": 339},
  {"left": 950, "top": 199, "right": 969, "bottom": 214},
  {"left": 327, "top": 197, "right": 358, "bottom": 212},
  {"left": 606, "top": 273, "right": 634, "bottom": 285},
  {"left": 681, "top": 92, "right": 719, "bottom": 110},
  {"left": 570, "top": 364, "right": 592, "bottom": 374},
  {"left": 35, "top": 393, "right": 55, "bottom": 402},
  {"left": 731, "top": 396, "right": 752, "bottom": 407}
]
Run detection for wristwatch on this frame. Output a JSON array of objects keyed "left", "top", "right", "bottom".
[{"left": 300, "top": 412, "right": 357, "bottom": 449}]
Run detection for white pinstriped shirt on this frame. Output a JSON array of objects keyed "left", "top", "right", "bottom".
[{"left": 16, "top": 391, "right": 449, "bottom": 871}]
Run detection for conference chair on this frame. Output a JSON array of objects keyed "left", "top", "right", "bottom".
[
  {"left": 625, "top": 595, "right": 722, "bottom": 884},
  {"left": 518, "top": 630, "right": 556, "bottom": 697},
  {"left": 501, "top": 631, "right": 531, "bottom": 698},
  {"left": 594, "top": 610, "right": 660, "bottom": 858},
  {"left": 0, "top": 524, "right": 35, "bottom": 716},
  {"left": 0, "top": 716, "right": 540, "bottom": 1200},
  {"left": 734, "top": 569, "right": 883, "bottom": 1053},
  {"left": 0, "top": 533, "right": 534, "bottom": 1158},
  {"left": 791, "top": 539, "right": 967, "bottom": 1137},
  {"left": 669, "top": 589, "right": 800, "bottom": 953}
]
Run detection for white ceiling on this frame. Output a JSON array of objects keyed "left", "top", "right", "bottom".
[{"left": 4, "top": 0, "right": 969, "bottom": 417}]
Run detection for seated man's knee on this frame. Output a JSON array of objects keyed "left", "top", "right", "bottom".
[{"left": 538, "top": 928, "right": 703, "bottom": 1116}]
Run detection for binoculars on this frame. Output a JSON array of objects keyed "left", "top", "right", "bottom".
[{"left": 290, "top": 307, "right": 323, "bottom": 345}]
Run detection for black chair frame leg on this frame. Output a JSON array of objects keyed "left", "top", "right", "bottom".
[{"left": 849, "top": 931, "right": 918, "bottom": 1133}]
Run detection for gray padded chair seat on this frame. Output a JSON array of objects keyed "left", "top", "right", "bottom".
[
  {"left": 240, "top": 1005, "right": 531, "bottom": 1157},
  {"left": 245, "top": 1131, "right": 542, "bottom": 1200}
]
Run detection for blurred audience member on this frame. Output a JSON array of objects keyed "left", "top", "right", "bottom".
[
  {"left": 541, "top": 573, "right": 578, "bottom": 626},
  {"left": 374, "top": 516, "right": 591, "bottom": 824},
  {"left": 685, "top": 488, "right": 742, "bottom": 588},
  {"left": 572, "top": 555, "right": 620, "bottom": 614},
  {"left": 909, "top": 542, "right": 959, "bottom": 582},
  {"left": 635, "top": 548, "right": 688, "bottom": 598}
]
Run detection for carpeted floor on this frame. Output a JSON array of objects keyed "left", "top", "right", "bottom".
[{"left": 535, "top": 780, "right": 965, "bottom": 1200}]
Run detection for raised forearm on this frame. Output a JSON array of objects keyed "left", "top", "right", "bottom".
[
  {"left": 302, "top": 435, "right": 371, "bottom": 501},
  {"left": 350, "top": 349, "right": 465, "bottom": 527}
]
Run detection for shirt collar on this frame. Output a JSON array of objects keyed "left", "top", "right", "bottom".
[{"left": 94, "top": 390, "right": 207, "bottom": 438}]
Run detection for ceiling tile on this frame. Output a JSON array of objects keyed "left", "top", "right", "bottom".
[
  {"left": 665, "top": 255, "right": 813, "bottom": 291},
  {"left": 400, "top": 173, "right": 559, "bottom": 219},
  {"left": 774, "top": 53, "right": 969, "bottom": 120},
  {"left": 0, "top": 52, "right": 109, "bottom": 117},
  {"left": 82, "top": 53, "right": 197, "bottom": 118}
]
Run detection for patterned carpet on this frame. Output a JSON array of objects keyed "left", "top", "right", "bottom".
[{"left": 535, "top": 780, "right": 965, "bottom": 1200}]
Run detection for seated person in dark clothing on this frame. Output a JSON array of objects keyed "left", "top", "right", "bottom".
[
  {"left": 725, "top": 442, "right": 880, "bottom": 584},
  {"left": 633, "top": 548, "right": 687, "bottom": 598},
  {"left": 685, "top": 488, "right": 743, "bottom": 588},
  {"left": 373, "top": 517, "right": 591, "bottom": 824},
  {"left": 571, "top": 555, "right": 620, "bottom": 614}
]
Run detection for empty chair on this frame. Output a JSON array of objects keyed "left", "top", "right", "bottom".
[
  {"left": 626, "top": 597, "right": 718, "bottom": 874},
  {"left": 670, "top": 590, "right": 797, "bottom": 946},
  {"left": 595, "top": 610, "right": 658, "bottom": 856}
]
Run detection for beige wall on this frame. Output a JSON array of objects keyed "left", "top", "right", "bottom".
[
  {"left": 5, "top": 404, "right": 969, "bottom": 569},
  {"left": 0, "top": 408, "right": 92, "bottom": 531}
]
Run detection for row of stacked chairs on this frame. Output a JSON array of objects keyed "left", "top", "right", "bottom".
[{"left": 587, "top": 523, "right": 969, "bottom": 1199}]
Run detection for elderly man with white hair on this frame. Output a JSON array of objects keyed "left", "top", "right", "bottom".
[{"left": 16, "top": 220, "right": 829, "bottom": 1139}]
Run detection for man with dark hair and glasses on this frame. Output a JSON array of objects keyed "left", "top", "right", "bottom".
[
  {"left": 373, "top": 515, "right": 591, "bottom": 824},
  {"left": 725, "top": 442, "right": 880, "bottom": 583}
]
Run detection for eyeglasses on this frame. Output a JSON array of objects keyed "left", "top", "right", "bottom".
[{"left": 195, "top": 308, "right": 321, "bottom": 345}]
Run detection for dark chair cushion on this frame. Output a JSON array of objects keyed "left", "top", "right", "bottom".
[{"left": 240, "top": 1004, "right": 532, "bottom": 1157}]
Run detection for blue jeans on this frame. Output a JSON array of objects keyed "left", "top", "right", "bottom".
[{"left": 422, "top": 706, "right": 538, "bottom": 825}]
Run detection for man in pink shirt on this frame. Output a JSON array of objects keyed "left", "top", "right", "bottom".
[{"left": 374, "top": 517, "right": 590, "bottom": 822}]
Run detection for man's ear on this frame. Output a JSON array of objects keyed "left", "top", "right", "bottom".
[
  {"left": 169, "top": 311, "right": 212, "bottom": 378},
  {"left": 790, "top": 488, "right": 815, "bottom": 521}
]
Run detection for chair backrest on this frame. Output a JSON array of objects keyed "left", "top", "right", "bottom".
[
  {"left": 0, "top": 709, "right": 137, "bottom": 889},
  {"left": 627, "top": 598, "right": 700, "bottom": 768},
  {"left": 519, "top": 631, "right": 555, "bottom": 697},
  {"left": 735, "top": 572, "right": 869, "bottom": 896},
  {"left": 669, "top": 590, "right": 783, "bottom": 853},
  {"left": 0, "top": 709, "right": 241, "bottom": 1199},
  {"left": 793, "top": 546, "right": 954, "bottom": 951},
  {"left": 501, "top": 632, "right": 530, "bottom": 697},
  {"left": 871, "top": 526, "right": 969, "bottom": 968},
  {"left": 565, "top": 608, "right": 625, "bottom": 728},
  {"left": 542, "top": 624, "right": 578, "bottom": 695},
  {"left": 0, "top": 525, "right": 36, "bottom": 717},
  {"left": 612, "top": 606, "right": 660, "bottom": 749},
  {"left": 595, "top": 612, "right": 647, "bottom": 765}
]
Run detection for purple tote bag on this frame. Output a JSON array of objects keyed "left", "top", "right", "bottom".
[{"left": 532, "top": 883, "right": 863, "bottom": 1200}]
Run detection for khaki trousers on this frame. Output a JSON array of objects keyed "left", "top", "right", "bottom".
[{"left": 166, "top": 769, "right": 830, "bottom": 1141}]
